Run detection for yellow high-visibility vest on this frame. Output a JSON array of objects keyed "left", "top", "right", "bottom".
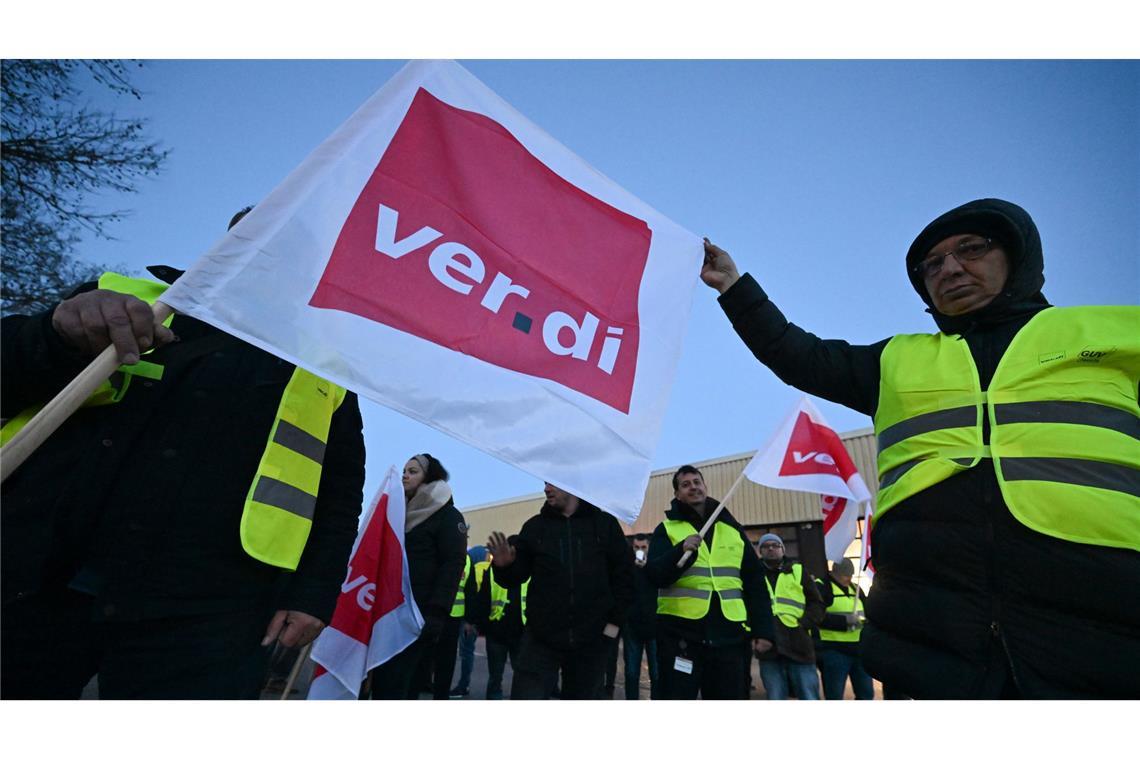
[
  {"left": 1, "top": 272, "right": 348, "bottom": 571},
  {"left": 874, "top": 305, "right": 1139, "bottom": 551},
  {"left": 818, "top": 578, "right": 862, "bottom": 643},
  {"left": 488, "top": 568, "right": 528, "bottom": 625},
  {"left": 657, "top": 519, "right": 747, "bottom": 623},
  {"left": 764, "top": 564, "right": 806, "bottom": 628},
  {"left": 450, "top": 555, "right": 472, "bottom": 618}
]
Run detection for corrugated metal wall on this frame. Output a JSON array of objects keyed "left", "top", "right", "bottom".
[{"left": 461, "top": 428, "right": 878, "bottom": 540}]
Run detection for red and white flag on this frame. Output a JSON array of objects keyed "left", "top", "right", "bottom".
[
  {"left": 159, "top": 60, "right": 701, "bottom": 524},
  {"left": 308, "top": 465, "right": 421, "bottom": 699},
  {"left": 743, "top": 396, "right": 872, "bottom": 561}
]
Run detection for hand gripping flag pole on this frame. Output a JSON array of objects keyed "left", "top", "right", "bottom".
[{"left": 0, "top": 302, "right": 174, "bottom": 484}]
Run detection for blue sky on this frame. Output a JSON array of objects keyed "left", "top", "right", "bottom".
[{"left": 69, "top": 59, "right": 1139, "bottom": 514}]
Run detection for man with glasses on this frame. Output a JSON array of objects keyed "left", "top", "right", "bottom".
[
  {"left": 701, "top": 199, "right": 1139, "bottom": 698},
  {"left": 754, "top": 533, "right": 826, "bottom": 700}
]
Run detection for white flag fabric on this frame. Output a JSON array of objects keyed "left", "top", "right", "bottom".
[
  {"left": 308, "top": 466, "right": 421, "bottom": 700},
  {"left": 160, "top": 60, "right": 701, "bottom": 524},
  {"left": 742, "top": 396, "right": 872, "bottom": 503},
  {"left": 821, "top": 494, "right": 861, "bottom": 563},
  {"left": 742, "top": 396, "right": 872, "bottom": 562}
]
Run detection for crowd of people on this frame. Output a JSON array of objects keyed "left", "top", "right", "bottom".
[{"left": 2, "top": 199, "right": 1135, "bottom": 699}]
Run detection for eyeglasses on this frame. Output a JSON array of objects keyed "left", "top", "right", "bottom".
[{"left": 913, "top": 237, "right": 995, "bottom": 279}]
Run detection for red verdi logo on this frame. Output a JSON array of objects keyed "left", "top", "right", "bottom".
[
  {"left": 310, "top": 88, "right": 651, "bottom": 413},
  {"left": 779, "top": 412, "right": 858, "bottom": 479}
]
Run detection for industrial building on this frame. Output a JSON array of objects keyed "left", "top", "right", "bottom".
[{"left": 462, "top": 427, "right": 878, "bottom": 582}]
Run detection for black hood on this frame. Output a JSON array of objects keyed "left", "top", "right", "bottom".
[{"left": 906, "top": 198, "right": 1050, "bottom": 334}]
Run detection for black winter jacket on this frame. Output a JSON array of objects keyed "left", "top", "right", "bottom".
[
  {"left": 647, "top": 499, "right": 776, "bottom": 648},
  {"left": 404, "top": 500, "right": 468, "bottom": 625},
  {"left": 0, "top": 270, "right": 365, "bottom": 623},
  {"left": 493, "top": 499, "right": 633, "bottom": 650},
  {"left": 718, "top": 199, "right": 1140, "bottom": 697}
]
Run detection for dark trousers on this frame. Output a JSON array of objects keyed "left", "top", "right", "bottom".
[
  {"left": 485, "top": 636, "right": 521, "bottom": 699},
  {"left": 622, "top": 628, "right": 658, "bottom": 700},
  {"left": 369, "top": 636, "right": 429, "bottom": 699},
  {"left": 603, "top": 631, "right": 620, "bottom": 698},
  {"left": 1, "top": 588, "right": 272, "bottom": 699},
  {"left": 427, "top": 617, "right": 463, "bottom": 700},
  {"left": 454, "top": 624, "right": 477, "bottom": 691},
  {"left": 656, "top": 634, "right": 750, "bottom": 700},
  {"left": 817, "top": 646, "right": 874, "bottom": 700},
  {"left": 511, "top": 630, "right": 609, "bottom": 700}
]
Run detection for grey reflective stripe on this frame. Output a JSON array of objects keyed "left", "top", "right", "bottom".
[
  {"left": 273, "top": 419, "right": 326, "bottom": 464},
  {"left": 719, "top": 589, "right": 743, "bottom": 601},
  {"left": 1002, "top": 457, "right": 1140, "bottom": 498},
  {"left": 879, "top": 460, "right": 919, "bottom": 489},
  {"left": 710, "top": 567, "right": 740, "bottom": 578},
  {"left": 877, "top": 406, "right": 976, "bottom": 451},
  {"left": 994, "top": 401, "right": 1140, "bottom": 441},
  {"left": 774, "top": 596, "right": 805, "bottom": 610},
  {"left": 879, "top": 457, "right": 976, "bottom": 489},
  {"left": 659, "top": 588, "right": 711, "bottom": 600},
  {"left": 253, "top": 476, "right": 317, "bottom": 519},
  {"left": 490, "top": 601, "right": 505, "bottom": 608}
]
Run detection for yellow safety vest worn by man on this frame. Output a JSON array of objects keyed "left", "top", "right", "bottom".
[
  {"left": 646, "top": 466, "right": 775, "bottom": 700},
  {"left": 1, "top": 261, "right": 366, "bottom": 699},
  {"left": 711, "top": 197, "right": 1140, "bottom": 698}
]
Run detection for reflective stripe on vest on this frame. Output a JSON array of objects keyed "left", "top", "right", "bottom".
[
  {"left": 874, "top": 306, "right": 1140, "bottom": 550},
  {"left": 488, "top": 571, "right": 528, "bottom": 625},
  {"left": 451, "top": 554, "right": 472, "bottom": 618},
  {"left": 764, "top": 564, "right": 806, "bottom": 628},
  {"left": 240, "top": 367, "right": 346, "bottom": 569},
  {"left": 657, "top": 519, "right": 748, "bottom": 623},
  {"left": 818, "top": 579, "right": 862, "bottom": 643}
]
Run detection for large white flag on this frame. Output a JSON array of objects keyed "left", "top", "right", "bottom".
[
  {"left": 743, "top": 396, "right": 872, "bottom": 562},
  {"left": 160, "top": 60, "right": 701, "bottom": 523},
  {"left": 308, "top": 466, "right": 421, "bottom": 700}
]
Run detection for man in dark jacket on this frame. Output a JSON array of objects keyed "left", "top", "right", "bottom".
[
  {"left": 702, "top": 198, "right": 1140, "bottom": 698},
  {"left": 754, "top": 533, "right": 826, "bottom": 699},
  {"left": 1, "top": 220, "right": 365, "bottom": 698},
  {"left": 487, "top": 482, "right": 633, "bottom": 699},
  {"left": 647, "top": 465, "right": 775, "bottom": 700},
  {"left": 622, "top": 533, "right": 659, "bottom": 699}
]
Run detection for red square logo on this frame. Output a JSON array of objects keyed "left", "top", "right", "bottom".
[{"left": 310, "top": 88, "right": 651, "bottom": 413}]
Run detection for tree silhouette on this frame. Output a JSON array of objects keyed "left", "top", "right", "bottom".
[{"left": 2, "top": 60, "right": 168, "bottom": 314}]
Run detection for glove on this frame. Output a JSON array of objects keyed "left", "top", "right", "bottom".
[{"left": 844, "top": 613, "right": 863, "bottom": 631}]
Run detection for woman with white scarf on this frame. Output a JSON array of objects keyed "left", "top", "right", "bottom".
[{"left": 368, "top": 454, "right": 468, "bottom": 699}]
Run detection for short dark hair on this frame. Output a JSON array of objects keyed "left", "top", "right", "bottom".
[
  {"left": 672, "top": 465, "right": 702, "bottom": 492},
  {"left": 419, "top": 453, "right": 449, "bottom": 485}
]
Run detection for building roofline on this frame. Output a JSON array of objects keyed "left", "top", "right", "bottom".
[{"left": 461, "top": 426, "right": 875, "bottom": 513}]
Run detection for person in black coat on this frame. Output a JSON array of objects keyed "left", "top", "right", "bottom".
[
  {"left": 701, "top": 198, "right": 1140, "bottom": 698},
  {"left": 622, "top": 533, "right": 659, "bottom": 699},
  {"left": 487, "top": 482, "right": 634, "bottom": 699},
  {"left": 0, "top": 210, "right": 365, "bottom": 699},
  {"left": 368, "top": 453, "right": 467, "bottom": 699}
]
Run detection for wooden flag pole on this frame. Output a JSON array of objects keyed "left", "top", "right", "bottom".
[
  {"left": 676, "top": 466, "right": 751, "bottom": 568},
  {"left": 0, "top": 301, "right": 174, "bottom": 484},
  {"left": 280, "top": 642, "right": 313, "bottom": 700}
]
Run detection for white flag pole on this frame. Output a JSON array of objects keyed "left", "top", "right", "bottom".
[
  {"left": 676, "top": 466, "right": 750, "bottom": 568},
  {"left": 0, "top": 301, "right": 174, "bottom": 484}
]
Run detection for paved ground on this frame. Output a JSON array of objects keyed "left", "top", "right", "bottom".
[{"left": 264, "top": 635, "right": 882, "bottom": 700}]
